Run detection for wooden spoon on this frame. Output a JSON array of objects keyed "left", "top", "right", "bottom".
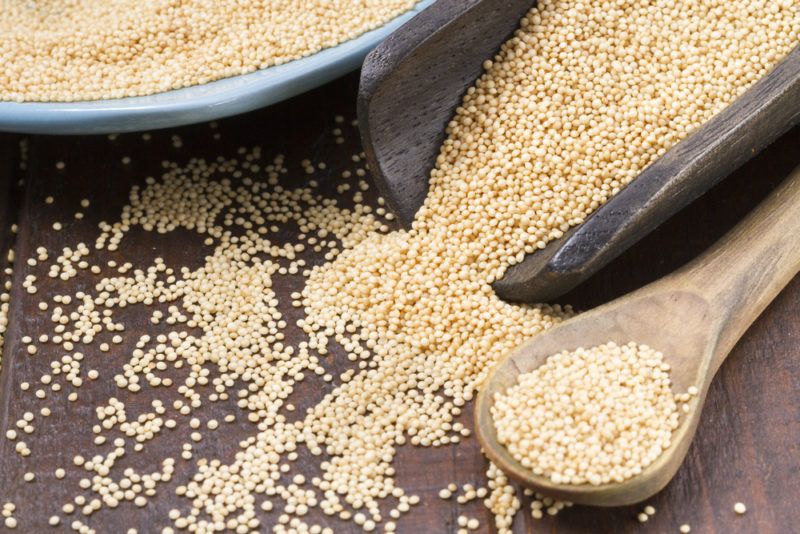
[
  {"left": 358, "top": 0, "right": 800, "bottom": 302},
  {"left": 474, "top": 162, "right": 800, "bottom": 506}
]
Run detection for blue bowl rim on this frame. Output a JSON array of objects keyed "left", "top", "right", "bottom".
[{"left": 0, "top": 0, "right": 434, "bottom": 135}]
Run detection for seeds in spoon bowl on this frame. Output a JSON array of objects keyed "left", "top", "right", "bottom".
[{"left": 491, "top": 342, "right": 695, "bottom": 486}]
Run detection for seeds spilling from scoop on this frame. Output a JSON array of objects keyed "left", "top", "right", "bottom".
[{"left": 1, "top": 0, "right": 797, "bottom": 532}]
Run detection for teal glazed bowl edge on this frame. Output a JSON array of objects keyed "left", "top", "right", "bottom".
[{"left": 0, "top": 0, "right": 435, "bottom": 135}]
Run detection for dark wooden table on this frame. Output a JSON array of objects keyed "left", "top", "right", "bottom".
[{"left": 0, "top": 73, "right": 797, "bottom": 533}]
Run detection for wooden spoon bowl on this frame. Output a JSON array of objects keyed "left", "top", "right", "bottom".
[
  {"left": 475, "top": 163, "right": 800, "bottom": 506},
  {"left": 476, "top": 290, "right": 713, "bottom": 506}
]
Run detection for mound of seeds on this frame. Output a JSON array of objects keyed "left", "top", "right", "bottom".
[
  {"left": 0, "top": 0, "right": 797, "bottom": 532},
  {"left": 0, "top": 0, "right": 416, "bottom": 102},
  {"left": 491, "top": 342, "right": 695, "bottom": 486}
]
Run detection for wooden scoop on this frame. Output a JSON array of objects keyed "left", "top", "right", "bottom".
[
  {"left": 474, "top": 162, "right": 800, "bottom": 506},
  {"left": 358, "top": 0, "right": 800, "bottom": 302}
]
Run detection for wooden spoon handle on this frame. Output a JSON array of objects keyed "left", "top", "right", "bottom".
[{"left": 675, "top": 163, "right": 800, "bottom": 368}]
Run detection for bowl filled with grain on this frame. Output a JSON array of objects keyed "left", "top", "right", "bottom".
[{"left": 0, "top": 0, "right": 434, "bottom": 135}]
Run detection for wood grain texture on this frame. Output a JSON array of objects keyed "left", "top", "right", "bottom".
[
  {"left": 0, "top": 74, "right": 797, "bottom": 533},
  {"left": 0, "top": 135, "right": 21, "bottom": 274},
  {"left": 358, "top": 0, "right": 800, "bottom": 303},
  {"left": 0, "top": 134, "right": 24, "bottom": 375}
]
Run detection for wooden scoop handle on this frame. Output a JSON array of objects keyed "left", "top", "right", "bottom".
[
  {"left": 493, "top": 47, "right": 800, "bottom": 303},
  {"left": 671, "top": 163, "right": 800, "bottom": 370}
]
